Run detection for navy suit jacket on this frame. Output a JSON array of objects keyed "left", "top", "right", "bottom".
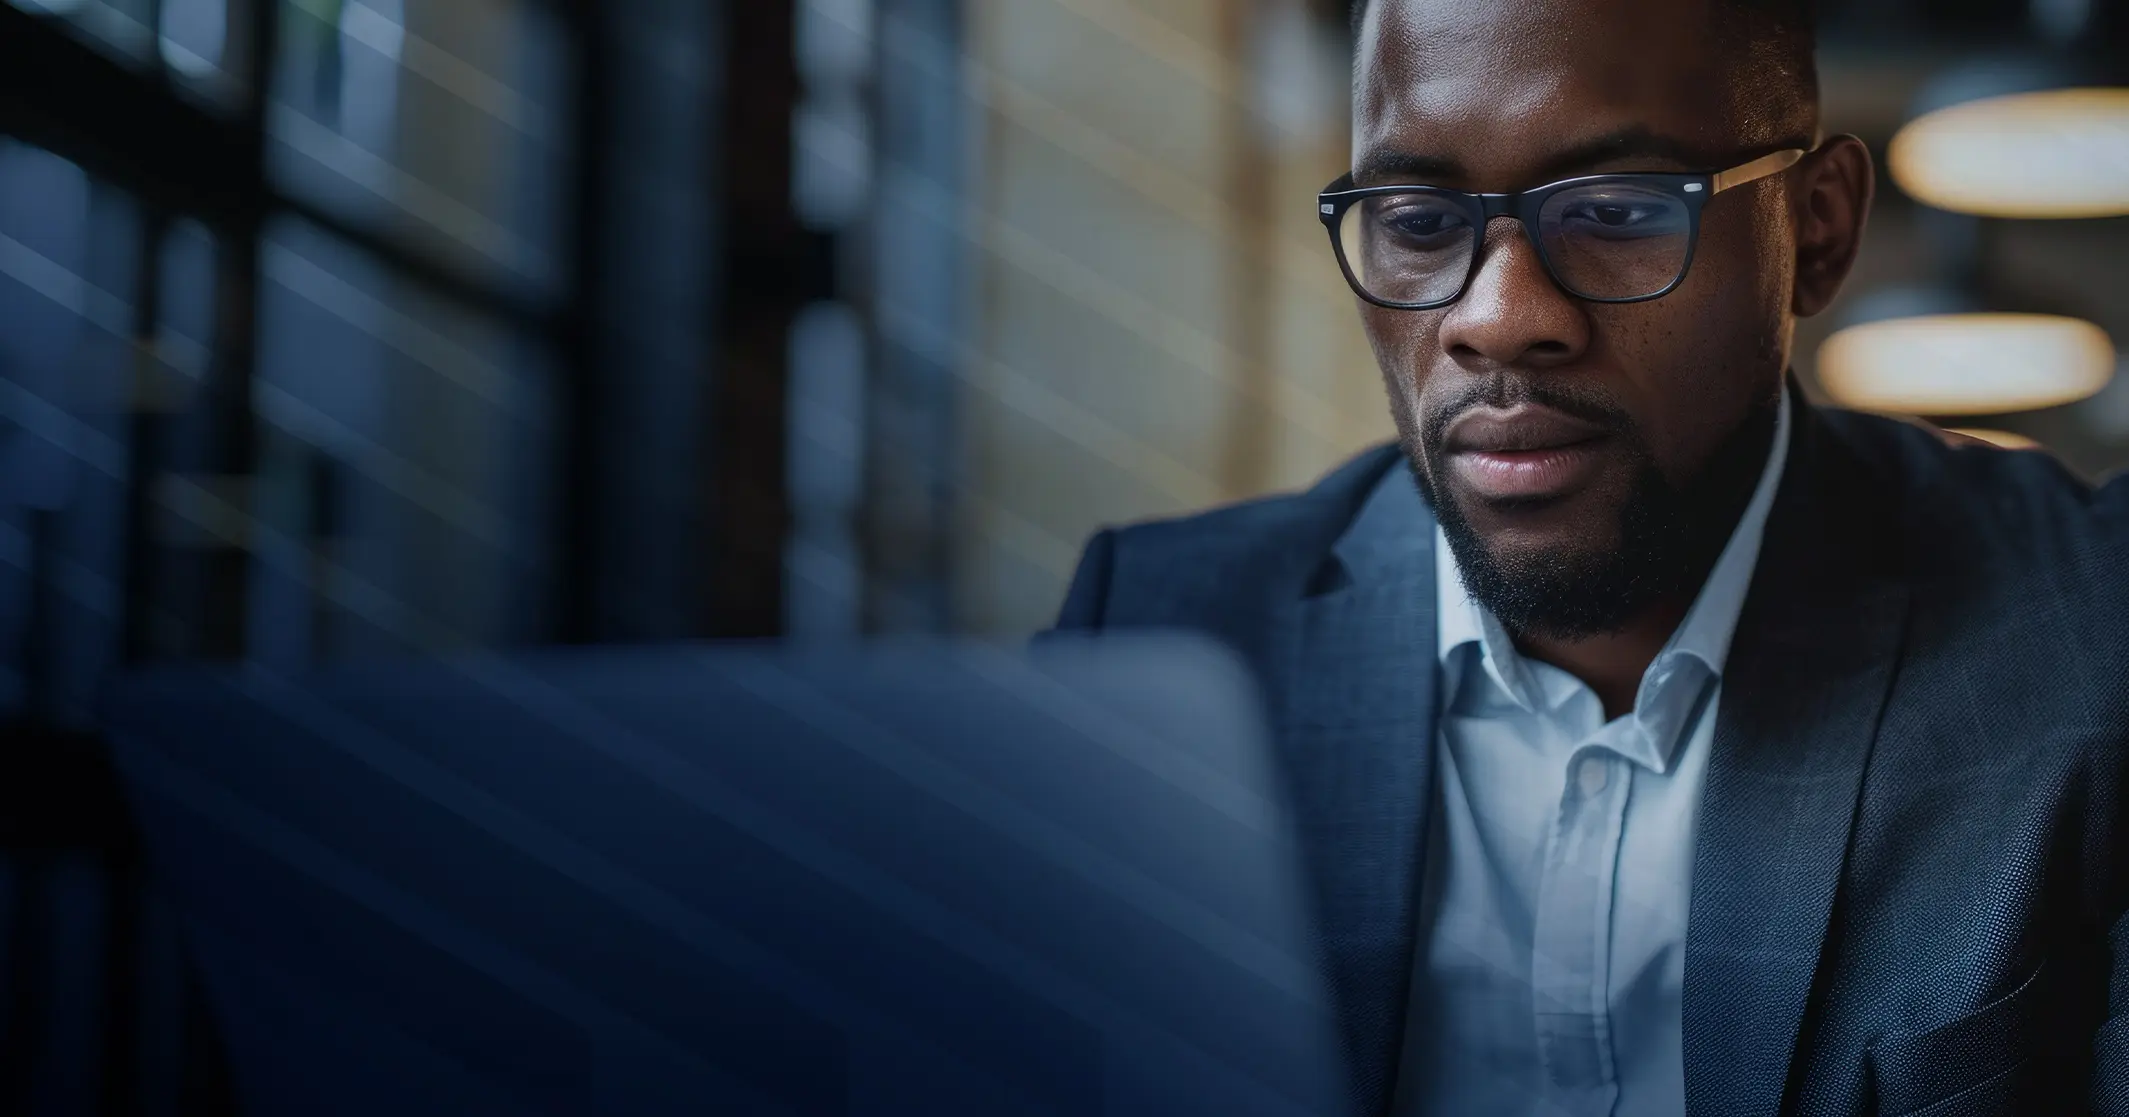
[{"left": 1050, "top": 398, "right": 2129, "bottom": 1117}]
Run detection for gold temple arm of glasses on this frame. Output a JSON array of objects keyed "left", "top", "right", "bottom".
[{"left": 1710, "top": 148, "right": 1808, "bottom": 193}]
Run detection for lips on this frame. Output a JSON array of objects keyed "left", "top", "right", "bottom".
[
  {"left": 1446, "top": 405, "right": 1609, "bottom": 454},
  {"left": 1443, "top": 404, "right": 1614, "bottom": 501}
]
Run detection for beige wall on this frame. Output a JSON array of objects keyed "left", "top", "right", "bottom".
[{"left": 956, "top": 0, "right": 1388, "bottom": 636}]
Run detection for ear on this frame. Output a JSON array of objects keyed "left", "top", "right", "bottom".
[{"left": 1791, "top": 134, "right": 1875, "bottom": 319}]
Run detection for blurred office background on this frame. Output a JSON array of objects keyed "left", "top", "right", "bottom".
[{"left": 0, "top": 0, "right": 2124, "bottom": 1110}]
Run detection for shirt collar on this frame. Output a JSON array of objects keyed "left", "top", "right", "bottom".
[
  {"left": 1436, "top": 389, "right": 1793, "bottom": 764},
  {"left": 1437, "top": 523, "right": 1559, "bottom": 713}
]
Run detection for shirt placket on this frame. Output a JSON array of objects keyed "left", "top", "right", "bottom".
[{"left": 1530, "top": 745, "right": 1631, "bottom": 1116}]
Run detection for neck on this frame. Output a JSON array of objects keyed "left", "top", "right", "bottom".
[{"left": 1517, "top": 595, "right": 1691, "bottom": 721}]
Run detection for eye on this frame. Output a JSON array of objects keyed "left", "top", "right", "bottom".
[
  {"left": 1576, "top": 203, "right": 1654, "bottom": 226},
  {"left": 1377, "top": 204, "right": 1471, "bottom": 247},
  {"left": 1552, "top": 193, "right": 1688, "bottom": 239}
]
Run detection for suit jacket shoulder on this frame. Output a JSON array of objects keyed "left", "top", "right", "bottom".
[
  {"left": 1812, "top": 409, "right": 2129, "bottom": 732},
  {"left": 1817, "top": 407, "right": 2115, "bottom": 584},
  {"left": 1052, "top": 444, "right": 1402, "bottom": 633}
]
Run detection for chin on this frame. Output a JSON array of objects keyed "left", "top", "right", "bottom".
[
  {"left": 1480, "top": 532, "right": 1616, "bottom": 582},
  {"left": 1455, "top": 487, "right": 1624, "bottom": 551}
]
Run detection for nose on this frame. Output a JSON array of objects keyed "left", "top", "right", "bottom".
[{"left": 1437, "top": 216, "right": 1590, "bottom": 369}]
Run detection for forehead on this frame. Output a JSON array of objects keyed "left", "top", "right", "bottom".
[{"left": 1355, "top": 0, "right": 1745, "bottom": 185}]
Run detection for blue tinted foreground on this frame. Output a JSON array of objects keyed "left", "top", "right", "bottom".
[{"left": 100, "top": 636, "right": 1352, "bottom": 1117}]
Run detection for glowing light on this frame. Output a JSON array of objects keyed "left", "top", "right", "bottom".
[
  {"left": 1817, "top": 314, "right": 2115, "bottom": 416},
  {"left": 1944, "top": 428, "right": 2041, "bottom": 450},
  {"left": 1888, "top": 88, "right": 2129, "bottom": 218}
]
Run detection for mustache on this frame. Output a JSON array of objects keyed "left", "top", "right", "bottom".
[{"left": 1419, "top": 375, "right": 1636, "bottom": 451}]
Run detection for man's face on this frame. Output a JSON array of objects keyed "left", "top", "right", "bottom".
[{"left": 1354, "top": 0, "right": 1809, "bottom": 638}]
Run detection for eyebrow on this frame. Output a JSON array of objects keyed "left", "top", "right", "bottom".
[{"left": 1355, "top": 126, "right": 1728, "bottom": 189}]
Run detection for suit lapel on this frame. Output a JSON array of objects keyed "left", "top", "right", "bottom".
[
  {"left": 1683, "top": 401, "right": 1909, "bottom": 1117},
  {"left": 1272, "top": 468, "right": 1439, "bottom": 1117}
]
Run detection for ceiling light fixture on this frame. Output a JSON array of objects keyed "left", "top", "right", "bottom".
[
  {"left": 1816, "top": 313, "right": 2116, "bottom": 416},
  {"left": 1888, "top": 88, "right": 2129, "bottom": 219}
]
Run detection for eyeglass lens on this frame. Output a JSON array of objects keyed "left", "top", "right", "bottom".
[{"left": 1340, "top": 181, "right": 1694, "bottom": 305}]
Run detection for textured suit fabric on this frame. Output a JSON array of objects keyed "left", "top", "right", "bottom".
[{"left": 1049, "top": 397, "right": 2129, "bottom": 1117}]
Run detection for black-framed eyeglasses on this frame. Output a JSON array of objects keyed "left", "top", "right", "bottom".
[{"left": 1316, "top": 147, "right": 1809, "bottom": 310}]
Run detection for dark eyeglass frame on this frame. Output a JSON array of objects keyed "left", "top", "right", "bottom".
[{"left": 1316, "top": 147, "right": 1810, "bottom": 310}]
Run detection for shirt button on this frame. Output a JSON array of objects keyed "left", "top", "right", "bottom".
[{"left": 1577, "top": 757, "right": 1609, "bottom": 796}]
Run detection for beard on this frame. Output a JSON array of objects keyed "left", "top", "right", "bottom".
[{"left": 1405, "top": 376, "right": 1781, "bottom": 643}]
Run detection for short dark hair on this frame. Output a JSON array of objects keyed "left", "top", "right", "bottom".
[
  {"left": 1350, "top": 0, "right": 1821, "bottom": 118},
  {"left": 1349, "top": 0, "right": 1817, "bottom": 36}
]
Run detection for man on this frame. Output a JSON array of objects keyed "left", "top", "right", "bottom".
[{"left": 1048, "top": 0, "right": 2129, "bottom": 1114}]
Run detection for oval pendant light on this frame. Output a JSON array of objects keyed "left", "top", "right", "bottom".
[
  {"left": 1889, "top": 88, "right": 2129, "bottom": 219},
  {"left": 1817, "top": 313, "right": 2115, "bottom": 416}
]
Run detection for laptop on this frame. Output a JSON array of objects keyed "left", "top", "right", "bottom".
[{"left": 100, "top": 635, "right": 1352, "bottom": 1117}]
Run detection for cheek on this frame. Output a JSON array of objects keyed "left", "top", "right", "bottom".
[
  {"left": 1359, "top": 303, "right": 1439, "bottom": 418},
  {"left": 1592, "top": 271, "right": 1786, "bottom": 479},
  {"left": 1694, "top": 189, "right": 1796, "bottom": 353}
]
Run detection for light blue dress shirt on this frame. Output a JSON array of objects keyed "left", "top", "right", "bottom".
[{"left": 1396, "top": 391, "right": 1792, "bottom": 1117}]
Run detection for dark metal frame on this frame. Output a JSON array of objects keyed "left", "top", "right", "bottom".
[
  {"left": 707, "top": 0, "right": 807, "bottom": 639},
  {"left": 1316, "top": 147, "right": 1807, "bottom": 309},
  {"left": 0, "top": 2, "right": 657, "bottom": 1110},
  {"left": 0, "top": 0, "right": 585, "bottom": 662}
]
